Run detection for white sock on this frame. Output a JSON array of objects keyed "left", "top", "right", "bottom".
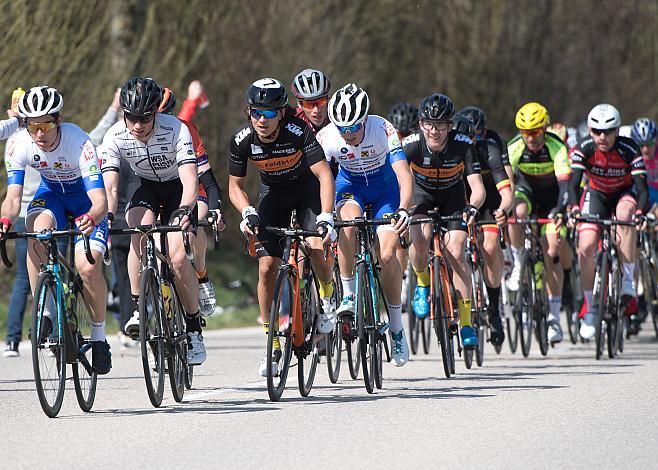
[
  {"left": 623, "top": 263, "right": 635, "bottom": 283},
  {"left": 90, "top": 321, "right": 106, "bottom": 342},
  {"left": 511, "top": 245, "right": 522, "bottom": 266},
  {"left": 584, "top": 290, "right": 594, "bottom": 314},
  {"left": 388, "top": 303, "right": 403, "bottom": 333},
  {"left": 548, "top": 295, "right": 561, "bottom": 319},
  {"left": 341, "top": 276, "right": 356, "bottom": 298}
]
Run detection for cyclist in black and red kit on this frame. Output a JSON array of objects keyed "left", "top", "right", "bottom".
[
  {"left": 567, "top": 103, "right": 648, "bottom": 340},
  {"left": 403, "top": 93, "right": 486, "bottom": 348},
  {"left": 455, "top": 107, "right": 514, "bottom": 346},
  {"left": 227, "top": 78, "right": 336, "bottom": 377}
]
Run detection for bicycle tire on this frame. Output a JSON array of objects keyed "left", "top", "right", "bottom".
[
  {"left": 326, "top": 270, "right": 342, "bottom": 383},
  {"left": 607, "top": 257, "right": 622, "bottom": 358},
  {"left": 535, "top": 272, "right": 549, "bottom": 356},
  {"left": 71, "top": 285, "right": 97, "bottom": 412},
  {"left": 649, "top": 256, "right": 658, "bottom": 339},
  {"left": 267, "top": 268, "right": 294, "bottom": 402},
  {"left": 184, "top": 366, "right": 194, "bottom": 390},
  {"left": 506, "top": 316, "right": 519, "bottom": 353},
  {"left": 593, "top": 251, "right": 608, "bottom": 360},
  {"left": 346, "top": 332, "right": 360, "bottom": 379},
  {"left": 167, "top": 286, "right": 187, "bottom": 402},
  {"left": 374, "top": 333, "right": 384, "bottom": 390},
  {"left": 32, "top": 272, "right": 66, "bottom": 418},
  {"left": 421, "top": 316, "right": 431, "bottom": 354},
  {"left": 432, "top": 257, "right": 452, "bottom": 378},
  {"left": 518, "top": 255, "right": 534, "bottom": 358},
  {"left": 139, "top": 268, "right": 166, "bottom": 407},
  {"left": 357, "top": 262, "right": 375, "bottom": 393},
  {"left": 472, "top": 265, "right": 486, "bottom": 367},
  {"left": 298, "top": 269, "right": 320, "bottom": 397},
  {"left": 406, "top": 266, "right": 421, "bottom": 355}
]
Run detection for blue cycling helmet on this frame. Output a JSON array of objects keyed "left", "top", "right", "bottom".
[{"left": 630, "top": 117, "right": 657, "bottom": 144}]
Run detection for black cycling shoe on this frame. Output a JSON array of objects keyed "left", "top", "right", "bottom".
[
  {"left": 628, "top": 314, "right": 642, "bottom": 337},
  {"left": 488, "top": 306, "right": 505, "bottom": 346},
  {"left": 91, "top": 341, "right": 112, "bottom": 375}
]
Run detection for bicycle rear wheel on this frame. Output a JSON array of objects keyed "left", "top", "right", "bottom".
[
  {"left": 167, "top": 286, "right": 187, "bottom": 402},
  {"left": 298, "top": 270, "right": 320, "bottom": 397},
  {"left": 473, "top": 266, "right": 486, "bottom": 367},
  {"left": 346, "top": 333, "right": 360, "bottom": 379},
  {"left": 139, "top": 268, "right": 166, "bottom": 407},
  {"left": 593, "top": 252, "right": 608, "bottom": 360},
  {"left": 433, "top": 258, "right": 452, "bottom": 378},
  {"left": 32, "top": 272, "right": 66, "bottom": 418},
  {"left": 71, "top": 286, "right": 97, "bottom": 412},
  {"left": 267, "top": 268, "right": 294, "bottom": 402},
  {"left": 357, "top": 262, "right": 375, "bottom": 393},
  {"left": 517, "top": 257, "right": 534, "bottom": 358},
  {"left": 184, "top": 366, "right": 194, "bottom": 390}
]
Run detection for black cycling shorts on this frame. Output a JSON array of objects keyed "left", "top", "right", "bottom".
[
  {"left": 255, "top": 178, "right": 321, "bottom": 259},
  {"left": 412, "top": 183, "right": 467, "bottom": 232},
  {"left": 579, "top": 185, "right": 637, "bottom": 232},
  {"left": 514, "top": 172, "right": 558, "bottom": 218},
  {"left": 126, "top": 176, "right": 198, "bottom": 227}
]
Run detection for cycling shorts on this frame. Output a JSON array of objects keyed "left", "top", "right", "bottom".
[
  {"left": 27, "top": 182, "right": 108, "bottom": 254},
  {"left": 335, "top": 175, "right": 399, "bottom": 232},
  {"left": 578, "top": 185, "right": 637, "bottom": 233},
  {"left": 649, "top": 186, "right": 658, "bottom": 208},
  {"left": 514, "top": 172, "right": 558, "bottom": 218},
  {"left": 126, "top": 177, "right": 198, "bottom": 228},
  {"left": 256, "top": 178, "right": 321, "bottom": 259},
  {"left": 411, "top": 182, "right": 467, "bottom": 232}
]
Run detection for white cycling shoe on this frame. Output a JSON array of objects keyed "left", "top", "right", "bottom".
[
  {"left": 199, "top": 279, "right": 217, "bottom": 316},
  {"left": 580, "top": 312, "right": 597, "bottom": 340},
  {"left": 124, "top": 311, "right": 140, "bottom": 338},
  {"left": 318, "top": 297, "right": 337, "bottom": 334},
  {"left": 259, "top": 352, "right": 279, "bottom": 377},
  {"left": 390, "top": 330, "right": 409, "bottom": 367},
  {"left": 507, "top": 261, "right": 521, "bottom": 291},
  {"left": 187, "top": 331, "right": 206, "bottom": 365},
  {"left": 548, "top": 314, "right": 563, "bottom": 344}
]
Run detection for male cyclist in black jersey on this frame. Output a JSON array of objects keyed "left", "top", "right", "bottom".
[{"left": 227, "top": 78, "right": 336, "bottom": 376}]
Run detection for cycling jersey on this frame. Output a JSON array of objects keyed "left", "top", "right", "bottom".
[
  {"left": 229, "top": 113, "right": 325, "bottom": 189},
  {"left": 0, "top": 117, "right": 19, "bottom": 140},
  {"left": 317, "top": 115, "right": 405, "bottom": 188},
  {"left": 508, "top": 131, "right": 570, "bottom": 186},
  {"left": 403, "top": 129, "right": 480, "bottom": 191},
  {"left": 100, "top": 113, "right": 196, "bottom": 182},
  {"left": 568, "top": 135, "right": 648, "bottom": 211},
  {"left": 644, "top": 147, "right": 658, "bottom": 191},
  {"left": 475, "top": 130, "right": 511, "bottom": 193},
  {"left": 5, "top": 124, "right": 103, "bottom": 194},
  {"left": 183, "top": 119, "right": 208, "bottom": 167}
]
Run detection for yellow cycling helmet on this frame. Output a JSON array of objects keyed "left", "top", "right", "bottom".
[{"left": 515, "top": 102, "right": 549, "bottom": 130}]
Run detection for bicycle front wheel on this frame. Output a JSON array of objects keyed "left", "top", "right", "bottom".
[
  {"left": 433, "top": 258, "right": 452, "bottom": 378},
  {"left": 326, "top": 270, "right": 342, "bottom": 383},
  {"left": 71, "top": 286, "right": 97, "bottom": 412},
  {"left": 357, "top": 262, "right": 375, "bottom": 393},
  {"left": 517, "top": 256, "right": 534, "bottom": 358},
  {"left": 167, "top": 286, "right": 187, "bottom": 402},
  {"left": 267, "top": 268, "right": 294, "bottom": 402},
  {"left": 298, "top": 270, "right": 320, "bottom": 397},
  {"left": 593, "top": 252, "right": 609, "bottom": 360},
  {"left": 139, "top": 268, "right": 166, "bottom": 407},
  {"left": 32, "top": 272, "right": 66, "bottom": 418}
]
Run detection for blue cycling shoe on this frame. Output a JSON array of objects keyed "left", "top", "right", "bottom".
[
  {"left": 461, "top": 326, "right": 478, "bottom": 348},
  {"left": 413, "top": 286, "right": 430, "bottom": 319}
]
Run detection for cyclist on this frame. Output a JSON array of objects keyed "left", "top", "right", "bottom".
[
  {"left": 387, "top": 102, "right": 419, "bottom": 140},
  {"left": 101, "top": 77, "right": 207, "bottom": 365},
  {"left": 456, "top": 107, "right": 513, "bottom": 346},
  {"left": 568, "top": 104, "right": 648, "bottom": 340},
  {"left": 159, "top": 87, "right": 225, "bottom": 316},
  {"left": 227, "top": 78, "right": 337, "bottom": 377},
  {"left": 630, "top": 118, "right": 658, "bottom": 216},
  {"left": 0, "top": 86, "right": 111, "bottom": 374},
  {"left": 403, "top": 93, "right": 485, "bottom": 348},
  {"left": 507, "top": 102, "right": 570, "bottom": 344},
  {"left": 291, "top": 69, "right": 331, "bottom": 133},
  {"left": 317, "top": 83, "right": 412, "bottom": 366}
]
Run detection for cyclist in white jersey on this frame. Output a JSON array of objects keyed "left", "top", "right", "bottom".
[
  {"left": 101, "top": 77, "right": 206, "bottom": 365},
  {"left": 317, "top": 83, "right": 413, "bottom": 366},
  {"left": 0, "top": 86, "right": 112, "bottom": 374}
]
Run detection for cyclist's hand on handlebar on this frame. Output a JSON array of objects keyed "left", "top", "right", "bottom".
[
  {"left": 549, "top": 209, "right": 565, "bottom": 229},
  {"left": 240, "top": 206, "right": 260, "bottom": 237},
  {"left": 463, "top": 204, "right": 479, "bottom": 226},
  {"left": 208, "top": 209, "right": 226, "bottom": 232},
  {"left": 75, "top": 213, "right": 96, "bottom": 236},
  {"left": 107, "top": 211, "right": 115, "bottom": 228},
  {"left": 392, "top": 208, "right": 410, "bottom": 234},
  {"left": 316, "top": 212, "right": 337, "bottom": 244},
  {"left": 0, "top": 217, "right": 11, "bottom": 237},
  {"left": 493, "top": 208, "right": 507, "bottom": 225},
  {"left": 633, "top": 211, "right": 647, "bottom": 231},
  {"left": 172, "top": 205, "right": 193, "bottom": 231}
]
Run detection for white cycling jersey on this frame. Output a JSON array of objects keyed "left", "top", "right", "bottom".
[
  {"left": 316, "top": 115, "right": 405, "bottom": 187},
  {"left": 100, "top": 113, "right": 196, "bottom": 182},
  {"left": 0, "top": 117, "right": 19, "bottom": 140},
  {"left": 5, "top": 123, "right": 103, "bottom": 193}
]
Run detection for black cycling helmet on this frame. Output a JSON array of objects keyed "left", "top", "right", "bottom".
[
  {"left": 158, "top": 87, "right": 176, "bottom": 114},
  {"left": 458, "top": 106, "right": 487, "bottom": 132},
  {"left": 120, "top": 77, "right": 162, "bottom": 117},
  {"left": 247, "top": 78, "right": 288, "bottom": 108},
  {"left": 387, "top": 102, "right": 419, "bottom": 135},
  {"left": 453, "top": 113, "right": 475, "bottom": 138},
  {"left": 418, "top": 93, "right": 455, "bottom": 121}
]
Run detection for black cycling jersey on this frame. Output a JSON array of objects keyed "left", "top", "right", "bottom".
[
  {"left": 475, "top": 131, "right": 511, "bottom": 192},
  {"left": 228, "top": 113, "right": 325, "bottom": 189},
  {"left": 402, "top": 129, "right": 480, "bottom": 191}
]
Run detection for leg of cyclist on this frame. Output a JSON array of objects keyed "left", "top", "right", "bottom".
[
  {"left": 409, "top": 200, "right": 433, "bottom": 319},
  {"left": 336, "top": 200, "right": 362, "bottom": 316},
  {"left": 481, "top": 226, "right": 505, "bottom": 345},
  {"left": 194, "top": 199, "right": 217, "bottom": 317},
  {"left": 444, "top": 228, "right": 476, "bottom": 347},
  {"left": 543, "top": 222, "right": 565, "bottom": 343},
  {"left": 616, "top": 195, "right": 638, "bottom": 297},
  {"left": 396, "top": 242, "right": 410, "bottom": 310},
  {"left": 508, "top": 196, "right": 530, "bottom": 291}
]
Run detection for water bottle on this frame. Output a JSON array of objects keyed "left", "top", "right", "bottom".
[
  {"left": 11, "top": 87, "right": 25, "bottom": 113},
  {"left": 161, "top": 281, "right": 172, "bottom": 320},
  {"left": 534, "top": 261, "right": 543, "bottom": 290}
]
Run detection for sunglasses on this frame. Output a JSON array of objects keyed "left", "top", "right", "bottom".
[
  {"left": 125, "top": 113, "right": 155, "bottom": 124},
  {"left": 26, "top": 120, "right": 57, "bottom": 134},
  {"left": 590, "top": 128, "right": 616, "bottom": 136},
  {"left": 420, "top": 120, "right": 451, "bottom": 132},
  {"left": 249, "top": 108, "right": 279, "bottom": 120},
  {"left": 300, "top": 96, "right": 328, "bottom": 110},
  {"left": 640, "top": 139, "right": 656, "bottom": 147},
  {"left": 520, "top": 128, "right": 545, "bottom": 138},
  {"left": 336, "top": 122, "right": 364, "bottom": 134}
]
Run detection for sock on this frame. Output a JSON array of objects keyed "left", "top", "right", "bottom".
[
  {"left": 131, "top": 294, "right": 139, "bottom": 306},
  {"left": 90, "top": 321, "right": 106, "bottom": 342},
  {"left": 197, "top": 270, "right": 209, "bottom": 284},
  {"left": 486, "top": 286, "right": 500, "bottom": 312},
  {"left": 623, "top": 263, "right": 635, "bottom": 283},
  {"left": 318, "top": 279, "right": 334, "bottom": 299},
  {"left": 511, "top": 245, "right": 522, "bottom": 266},
  {"left": 584, "top": 290, "right": 593, "bottom": 313},
  {"left": 388, "top": 303, "right": 403, "bottom": 333},
  {"left": 414, "top": 267, "right": 430, "bottom": 287},
  {"left": 341, "top": 276, "right": 356, "bottom": 298},
  {"left": 458, "top": 299, "right": 472, "bottom": 328},
  {"left": 548, "top": 295, "right": 561, "bottom": 319},
  {"left": 262, "top": 322, "right": 280, "bottom": 349},
  {"left": 185, "top": 312, "right": 202, "bottom": 333}
]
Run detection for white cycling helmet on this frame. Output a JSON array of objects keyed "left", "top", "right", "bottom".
[
  {"left": 18, "top": 86, "right": 63, "bottom": 118},
  {"left": 587, "top": 103, "right": 620, "bottom": 130},
  {"left": 328, "top": 83, "right": 370, "bottom": 127},
  {"left": 291, "top": 69, "right": 330, "bottom": 100}
]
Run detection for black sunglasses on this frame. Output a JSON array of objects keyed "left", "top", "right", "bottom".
[
  {"left": 125, "top": 113, "right": 155, "bottom": 124},
  {"left": 591, "top": 128, "right": 616, "bottom": 136}
]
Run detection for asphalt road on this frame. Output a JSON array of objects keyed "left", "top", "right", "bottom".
[{"left": 1, "top": 318, "right": 657, "bottom": 470}]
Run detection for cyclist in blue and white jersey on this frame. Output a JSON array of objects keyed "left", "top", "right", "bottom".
[
  {"left": 317, "top": 83, "right": 413, "bottom": 366},
  {"left": 0, "top": 86, "right": 111, "bottom": 374},
  {"left": 630, "top": 118, "right": 658, "bottom": 216}
]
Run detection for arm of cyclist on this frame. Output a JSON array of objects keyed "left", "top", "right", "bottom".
[
  {"left": 632, "top": 173, "right": 649, "bottom": 229},
  {"left": 489, "top": 147, "right": 513, "bottom": 223},
  {"left": 76, "top": 138, "right": 107, "bottom": 234},
  {"left": 176, "top": 162, "right": 198, "bottom": 230},
  {"left": 228, "top": 175, "right": 259, "bottom": 237},
  {"left": 309, "top": 159, "right": 336, "bottom": 243},
  {"left": 465, "top": 173, "right": 485, "bottom": 225},
  {"left": 0, "top": 115, "right": 19, "bottom": 140},
  {"left": 391, "top": 158, "right": 413, "bottom": 234},
  {"left": 0, "top": 184, "right": 23, "bottom": 233},
  {"left": 197, "top": 163, "right": 225, "bottom": 231},
  {"left": 77, "top": 188, "right": 107, "bottom": 235}
]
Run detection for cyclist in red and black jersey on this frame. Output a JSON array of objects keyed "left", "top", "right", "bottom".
[
  {"left": 228, "top": 78, "right": 336, "bottom": 377},
  {"left": 567, "top": 104, "right": 648, "bottom": 340}
]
